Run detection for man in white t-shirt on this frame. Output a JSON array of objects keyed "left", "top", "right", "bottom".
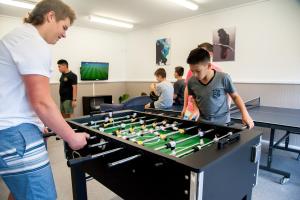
[{"left": 0, "top": 0, "right": 89, "bottom": 199}]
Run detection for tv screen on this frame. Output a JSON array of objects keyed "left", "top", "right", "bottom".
[{"left": 80, "top": 61, "right": 109, "bottom": 81}]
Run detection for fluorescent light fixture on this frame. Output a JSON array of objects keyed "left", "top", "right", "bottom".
[
  {"left": 0, "top": 0, "right": 35, "bottom": 9},
  {"left": 89, "top": 15, "right": 134, "bottom": 29},
  {"left": 167, "top": 0, "right": 199, "bottom": 10}
]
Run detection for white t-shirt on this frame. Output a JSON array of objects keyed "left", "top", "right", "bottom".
[{"left": 0, "top": 24, "right": 52, "bottom": 130}]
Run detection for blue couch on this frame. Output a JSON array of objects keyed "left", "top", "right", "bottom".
[{"left": 99, "top": 96, "right": 152, "bottom": 112}]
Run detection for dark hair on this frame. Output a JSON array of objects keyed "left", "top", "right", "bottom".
[
  {"left": 24, "top": 0, "right": 76, "bottom": 26},
  {"left": 141, "top": 92, "right": 147, "bottom": 96},
  {"left": 175, "top": 66, "right": 184, "bottom": 76},
  {"left": 187, "top": 48, "right": 210, "bottom": 65},
  {"left": 198, "top": 42, "right": 213, "bottom": 52},
  {"left": 57, "top": 59, "right": 68, "bottom": 67},
  {"left": 154, "top": 68, "right": 166, "bottom": 78}
]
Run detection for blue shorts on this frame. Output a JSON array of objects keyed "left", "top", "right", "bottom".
[{"left": 0, "top": 123, "right": 57, "bottom": 200}]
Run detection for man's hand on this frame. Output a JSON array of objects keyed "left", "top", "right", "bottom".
[
  {"left": 67, "top": 132, "right": 90, "bottom": 150},
  {"left": 145, "top": 103, "right": 150, "bottom": 109},
  {"left": 72, "top": 100, "right": 77, "bottom": 108}
]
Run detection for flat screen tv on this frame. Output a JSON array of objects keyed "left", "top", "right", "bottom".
[{"left": 80, "top": 61, "right": 109, "bottom": 81}]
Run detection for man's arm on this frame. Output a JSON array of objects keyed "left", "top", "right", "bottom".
[
  {"left": 229, "top": 92, "right": 254, "bottom": 129},
  {"left": 72, "top": 84, "right": 77, "bottom": 108},
  {"left": 23, "top": 75, "right": 89, "bottom": 150}
]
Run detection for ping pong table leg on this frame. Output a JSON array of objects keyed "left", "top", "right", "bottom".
[
  {"left": 259, "top": 129, "right": 291, "bottom": 184},
  {"left": 267, "top": 129, "right": 275, "bottom": 168},
  {"left": 284, "top": 132, "right": 290, "bottom": 149}
]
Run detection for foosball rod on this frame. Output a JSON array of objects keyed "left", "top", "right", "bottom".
[
  {"left": 82, "top": 114, "right": 136, "bottom": 126},
  {"left": 123, "top": 120, "right": 182, "bottom": 140},
  {"left": 103, "top": 117, "right": 156, "bottom": 131},
  {"left": 176, "top": 132, "right": 233, "bottom": 158},
  {"left": 154, "top": 129, "right": 214, "bottom": 151},
  {"left": 88, "top": 141, "right": 109, "bottom": 148},
  {"left": 125, "top": 121, "right": 182, "bottom": 140},
  {"left": 139, "top": 126, "right": 197, "bottom": 145},
  {"left": 67, "top": 147, "right": 124, "bottom": 166},
  {"left": 121, "top": 120, "right": 167, "bottom": 139},
  {"left": 90, "top": 116, "right": 148, "bottom": 129},
  {"left": 107, "top": 154, "right": 141, "bottom": 168}
]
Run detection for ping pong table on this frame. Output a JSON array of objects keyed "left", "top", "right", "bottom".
[{"left": 230, "top": 97, "right": 300, "bottom": 184}]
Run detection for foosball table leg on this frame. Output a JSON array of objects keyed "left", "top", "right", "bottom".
[{"left": 71, "top": 165, "right": 88, "bottom": 200}]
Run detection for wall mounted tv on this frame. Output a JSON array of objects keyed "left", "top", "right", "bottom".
[{"left": 80, "top": 61, "right": 109, "bottom": 81}]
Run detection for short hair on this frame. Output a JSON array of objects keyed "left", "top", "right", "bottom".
[
  {"left": 24, "top": 0, "right": 76, "bottom": 26},
  {"left": 154, "top": 68, "right": 166, "bottom": 78},
  {"left": 198, "top": 42, "right": 213, "bottom": 52},
  {"left": 187, "top": 48, "right": 210, "bottom": 65},
  {"left": 57, "top": 59, "right": 68, "bottom": 67},
  {"left": 175, "top": 66, "right": 184, "bottom": 76}
]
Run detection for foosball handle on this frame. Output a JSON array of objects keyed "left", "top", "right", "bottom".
[
  {"left": 67, "top": 156, "right": 91, "bottom": 167},
  {"left": 43, "top": 132, "right": 56, "bottom": 138},
  {"left": 217, "top": 133, "right": 240, "bottom": 149},
  {"left": 107, "top": 154, "right": 141, "bottom": 168}
]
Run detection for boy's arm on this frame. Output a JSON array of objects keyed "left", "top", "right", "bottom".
[
  {"left": 229, "top": 92, "right": 254, "bottom": 129},
  {"left": 181, "top": 86, "right": 189, "bottom": 117}
]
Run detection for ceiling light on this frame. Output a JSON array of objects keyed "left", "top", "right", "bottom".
[
  {"left": 0, "top": 0, "right": 35, "bottom": 9},
  {"left": 89, "top": 15, "right": 134, "bottom": 29},
  {"left": 167, "top": 0, "right": 199, "bottom": 10}
]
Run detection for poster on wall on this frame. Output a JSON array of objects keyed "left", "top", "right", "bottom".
[
  {"left": 156, "top": 38, "right": 171, "bottom": 66},
  {"left": 212, "top": 27, "right": 236, "bottom": 62}
]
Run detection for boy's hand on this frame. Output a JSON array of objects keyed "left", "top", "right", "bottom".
[
  {"left": 180, "top": 107, "right": 186, "bottom": 119},
  {"left": 242, "top": 114, "right": 254, "bottom": 129},
  {"left": 150, "top": 83, "right": 156, "bottom": 91}
]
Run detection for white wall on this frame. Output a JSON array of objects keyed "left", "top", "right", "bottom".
[
  {"left": 126, "top": 0, "right": 300, "bottom": 84},
  {"left": 0, "top": 15, "right": 127, "bottom": 83}
]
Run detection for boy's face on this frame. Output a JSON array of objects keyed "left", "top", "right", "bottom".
[
  {"left": 44, "top": 11, "right": 71, "bottom": 44},
  {"left": 174, "top": 72, "right": 179, "bottom": 79},
  {"left": 190, "top": 61, "right": 212, "bottom": 81},
  {"left": 156, "top": 75, "right": 164, "bottom": 82}
]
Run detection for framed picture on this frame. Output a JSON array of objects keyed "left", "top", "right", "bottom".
[
  {"left": 213, "top": 27, "right": 236, "bottom": 62},
  {"left": 156, "top": 38, "right": 171, "bottom": 65}
]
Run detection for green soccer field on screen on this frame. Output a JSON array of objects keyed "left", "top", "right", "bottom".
[{"left": 80, "top": 61, "right": 109, "bottom": 80}]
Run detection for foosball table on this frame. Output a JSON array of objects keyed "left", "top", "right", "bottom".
[{"left": 64, "top": 110, "right": 262, "bottom": 200}]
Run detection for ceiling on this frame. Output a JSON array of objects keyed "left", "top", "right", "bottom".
[{"left": 0, "top": 0, "right": 261, "bottom": 32}]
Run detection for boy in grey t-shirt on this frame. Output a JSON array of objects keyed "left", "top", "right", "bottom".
[
  {"left": 145, "top": 68, "right": 174, "bottom": 109},
  {"left": 187, "top": 48, "right": 254, "bottom": 128}
]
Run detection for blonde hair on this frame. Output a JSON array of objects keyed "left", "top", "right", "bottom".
[{"left": 24, "top": 0, "right": 76, "bottom": 25}]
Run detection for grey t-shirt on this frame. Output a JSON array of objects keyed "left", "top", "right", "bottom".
[
  {"left": 173, "top": 79, "right": 185, "bottom": 105},
  {"left": 188, "top": 71, "right": 236, "bottom": 124},
  {"left": 154, "top": 81, "right": 174, "bottom": 109}
]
